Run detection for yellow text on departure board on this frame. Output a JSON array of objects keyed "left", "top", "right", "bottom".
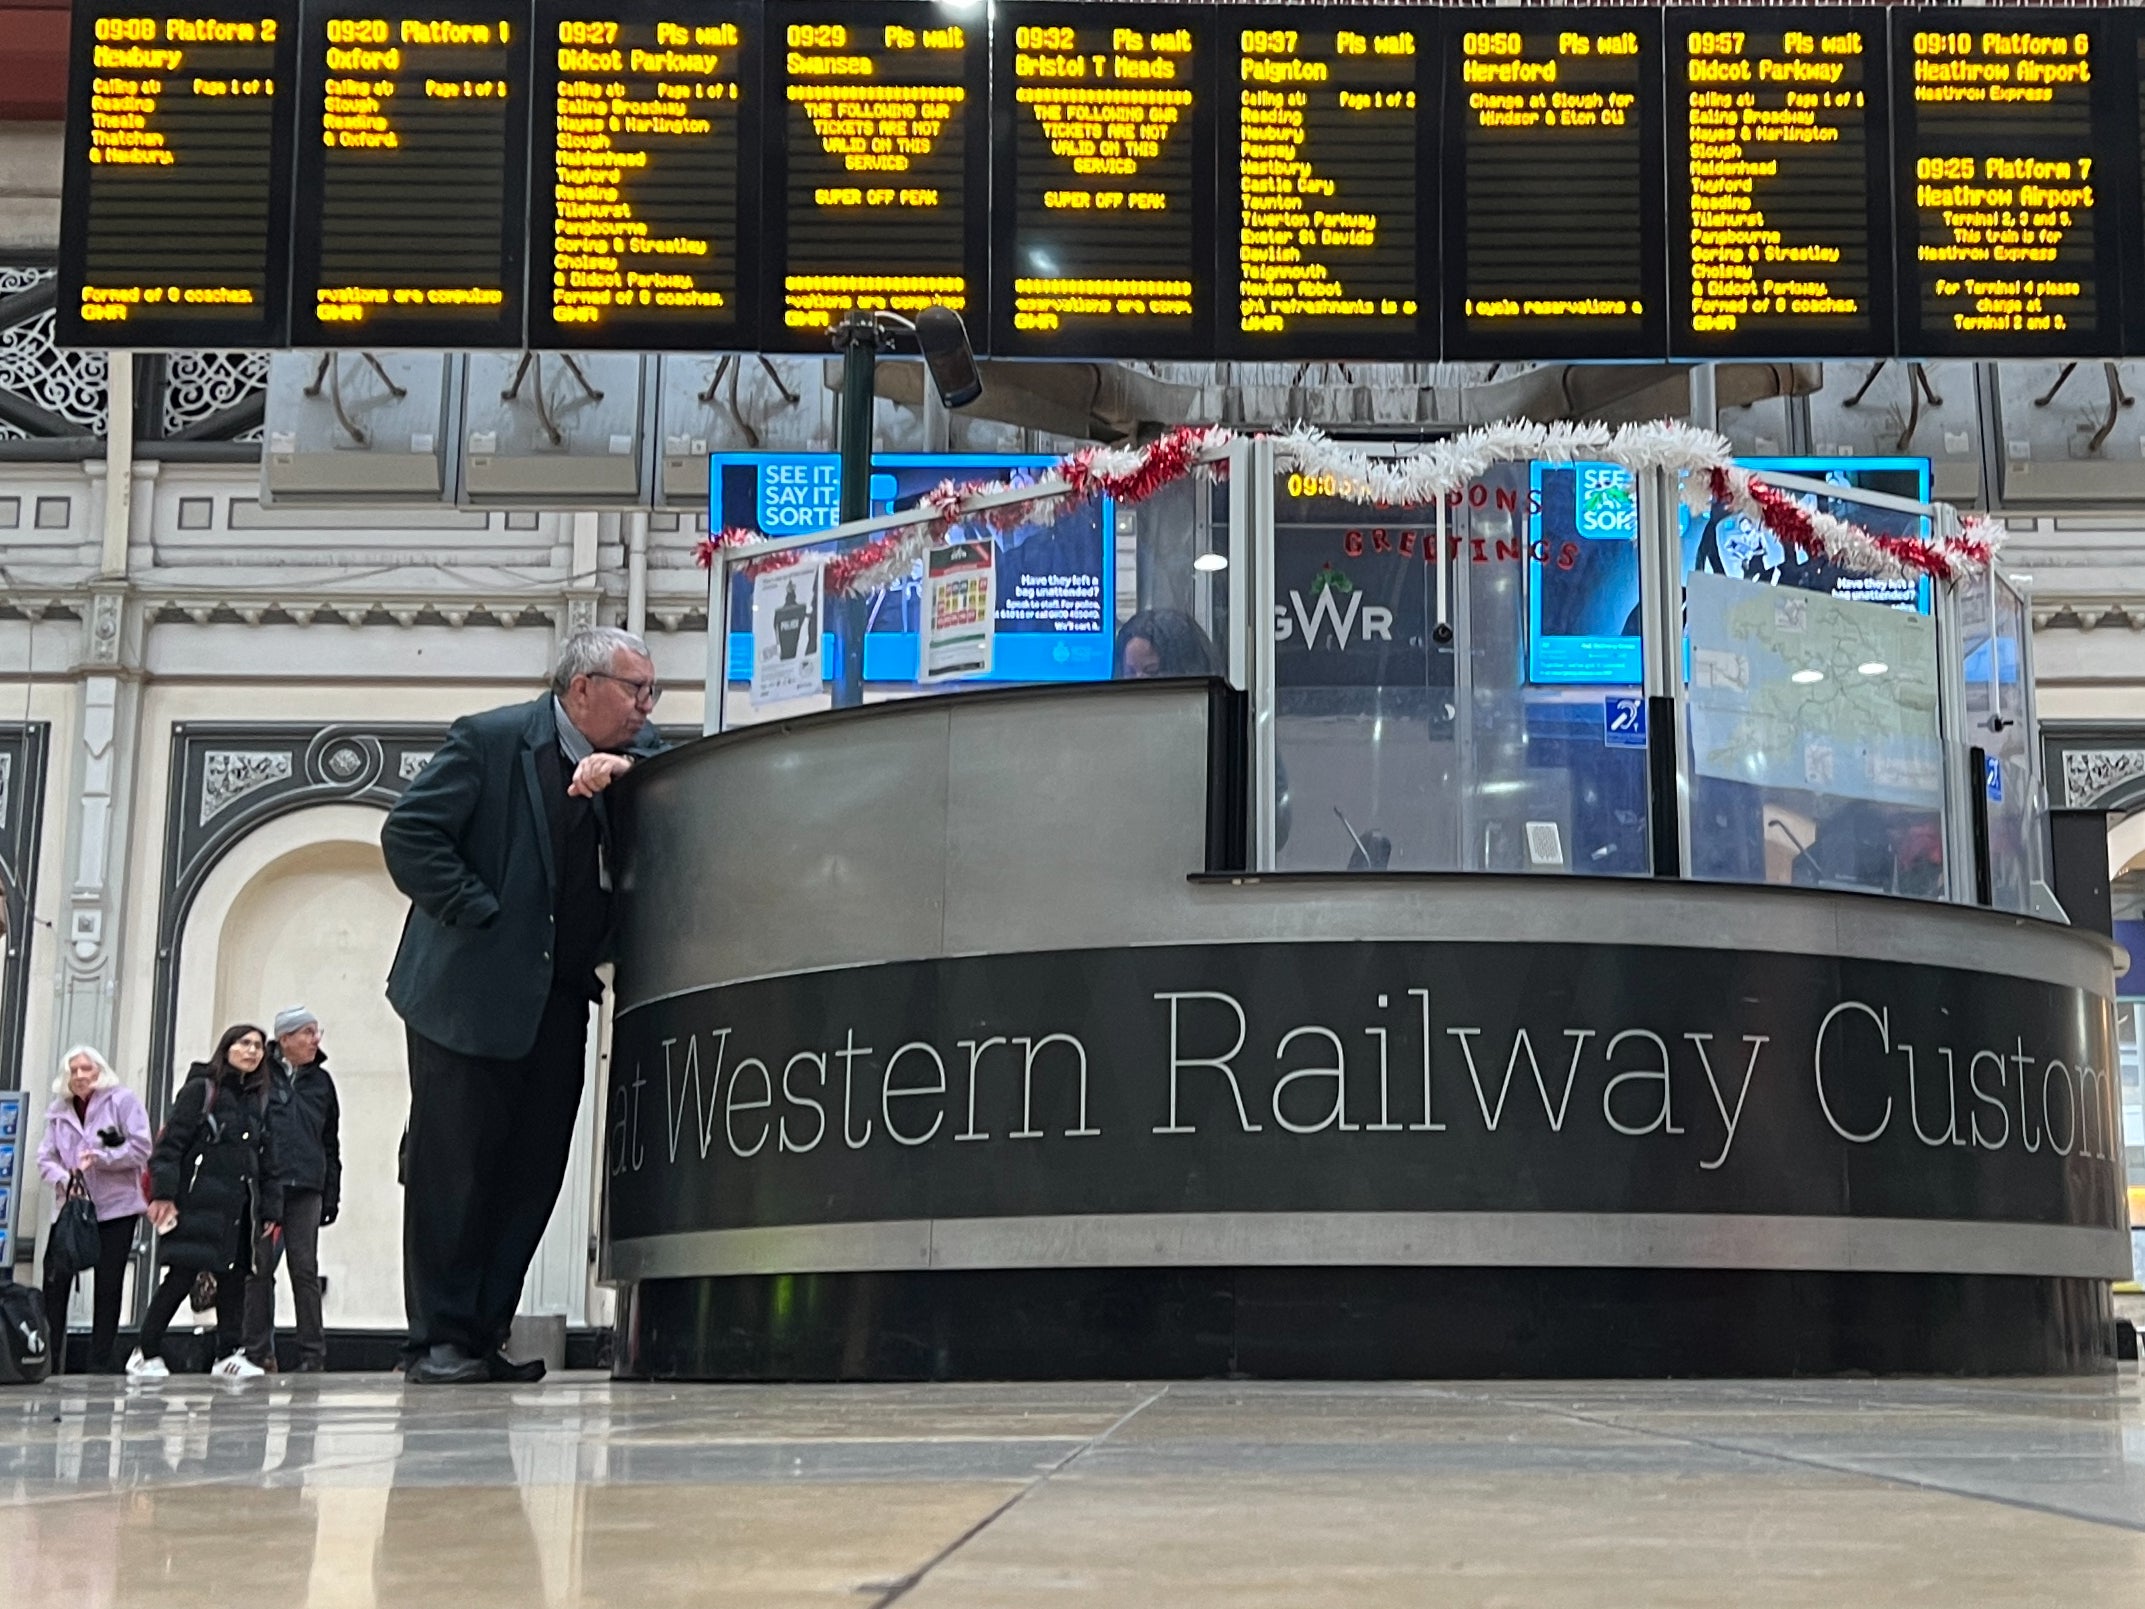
[
  {"left": 1238, "top": 28, "right": 1416, "bottom": 333},
  {"left": 1910, "top": 27, "right": 2091, "bottom": 104},
  {"left": 313, "top": 16, "right": 515, "bottom": 323},
  {"left": 550, "top": 17, "right": 740, "bottom": 325},
  {"left": 1014, "top": 24, "right": 1194, "bottom": 330},
  {"left": 1684, "top": 28, "right": 1867, "bottom": 332},
  {"left": 1910, "top": 29, "right": 2095, "bottom": 335},
  {"left": 781, "top": 22, "right": 968, "bottom": 328},
  {"left": 1461, "top": 28, "right": 1642, "bottom": 324},
  {"left": 78, "top": 13, "right": 273, "bottom": 320}
]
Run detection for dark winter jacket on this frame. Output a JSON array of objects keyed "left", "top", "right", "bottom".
[
  {"left": 147, "top": 1063, "right": 284, "bottom": 1273},
  {"left": 266, "top": 1052, "right": 341, "bottom": 1220},
  {"left": 382, "top": 696, "right": 662, "bottom": 1060}
]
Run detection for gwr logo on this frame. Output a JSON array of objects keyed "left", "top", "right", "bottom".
[{"left": 1274, "top": 587, "right": 1394, "bottom": 650}]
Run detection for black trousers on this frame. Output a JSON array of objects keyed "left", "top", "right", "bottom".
[
  {"left": 243, "top": 1187, "right": 326, "bottom": 1367},
  {"left": 43, "top": 1212, "right": 138, "bottom": 1373},
  {"left": 403, "top": 988, "right": 589, "bottom": 1355},
  {"left": 138, "top": 1212, "right": 249, "bottom": 1364}
]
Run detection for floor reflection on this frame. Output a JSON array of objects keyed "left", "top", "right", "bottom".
[{"left": 0, "top": 1375, "right": 2141, "bottom": 1607}]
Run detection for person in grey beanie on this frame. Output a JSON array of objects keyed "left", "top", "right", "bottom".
[{"left": 243, "top": 1005, "right": 341, "bottom": 1371}]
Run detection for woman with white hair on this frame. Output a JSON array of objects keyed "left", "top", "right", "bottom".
[{"left": 35, "top": 1046, "right": 151, "bottom": 1373}]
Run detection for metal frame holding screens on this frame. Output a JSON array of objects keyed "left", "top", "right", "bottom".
[
  {"left": 57, "top": 0, "right": 299, "bottom": 348},
  {"left": 53, "top": 4, "right": 2145, "bottom": 358}
]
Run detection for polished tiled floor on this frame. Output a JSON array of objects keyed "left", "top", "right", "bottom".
[{"left": 4, "top": 1372, "right": 2144, "bottom": 1605}]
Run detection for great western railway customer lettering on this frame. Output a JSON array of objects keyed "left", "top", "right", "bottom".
[{"left": 605, "top": 941, "right": 2123, "bottom": 1237}]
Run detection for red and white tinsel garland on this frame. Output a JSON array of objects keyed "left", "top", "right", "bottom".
[{"left": 696, "top": 417, "right": 2000, "bottom": 594}]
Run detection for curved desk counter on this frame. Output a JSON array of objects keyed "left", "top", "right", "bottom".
[{"left": 603, "top": 680, "right": 2128, "bottom": 1378}]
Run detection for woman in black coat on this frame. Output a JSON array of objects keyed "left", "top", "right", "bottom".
[{"left": 125, "top": 1023, "right": 284, "bottom": 1380}]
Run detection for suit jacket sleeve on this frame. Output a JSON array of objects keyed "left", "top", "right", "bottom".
[
  {"left": 149, "top": 1077, "right": 209, "bottom": 1203},
  {"left": 380, "top": 716, "right": 502, "bottom": 928}
]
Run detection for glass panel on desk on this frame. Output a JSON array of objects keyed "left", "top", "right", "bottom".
[
  {"left": 1267, "top": 471, "right": 1456, "bottom": 872},
  {"left": 1977, "top": 575, "right": 2040, "bottom": 914},
  {"left": 1260, "top": 457, "right": 1650, "bottom": 875},
  {"left": 1684, "top": 569, "right": 1946, "bottom": 899},
  {"left": 1475, "top": 460, "right": 1651, "bottom": 876}
]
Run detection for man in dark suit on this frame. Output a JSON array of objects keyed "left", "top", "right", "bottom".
[{"left": 381, "top": 626, "right": 664, "bottom": 1384}]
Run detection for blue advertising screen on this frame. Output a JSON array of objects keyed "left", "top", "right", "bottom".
[
  {"left": 710, "top": 452, "right": 1115, "bottom": 685},
  {"left": 1527, "top": 455, "right": 1933, "bottom": 686}
]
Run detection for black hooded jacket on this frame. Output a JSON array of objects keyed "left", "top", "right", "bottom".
[
  {"left": 147, "top": 1062, "right": 284, "bottom": 1273},
  {"left": 266, "top": 1051, "right": 341, "bottom": 1218}
]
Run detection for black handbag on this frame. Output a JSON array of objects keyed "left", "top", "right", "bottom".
[
  {"left": 0, "top": 1279, "right": 51, "bottom": 1384},
  {"left": 44, "top": 1176, "right": 102, "bottom": 1286}
]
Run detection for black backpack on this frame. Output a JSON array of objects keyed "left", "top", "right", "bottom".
[{"left": 0, "top": 1278, "right": 51, "bottom": 1384}]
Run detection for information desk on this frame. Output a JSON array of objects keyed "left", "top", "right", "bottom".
[{"left": 603, "top": 680, "right": 2127, "bottom": 1379}]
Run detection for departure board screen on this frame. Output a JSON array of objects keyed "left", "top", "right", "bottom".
[
  {"left": 289, "top": 0, "right": 531, "bottom": 347},
  {"left": 993, "top": 4, "right": 1214, "bottom": 358},
  {"left": 1895, "top": 11, "right": 2117, "bottom": 357},
  {"left": 528, "top": 0, "right": 757, "bottom": 349},
  {"left": 1219, "top": 14, "right": 1428, "bottom": 360},
  {"left": 56, "top": 0, "right": 297, "bottom": 347},
  {"left": 1668, "top": 11, "right": 1893, "bottom": 359},
  {"left": 1445, "top": 9, "right": 1665, "bottom": 360},
  {"left": 765, "top": 1, "right": 986, "bottom": 350}
]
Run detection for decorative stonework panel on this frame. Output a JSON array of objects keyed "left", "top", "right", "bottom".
[
  {"left": 0, "top": 267, "right": 108, "bottom": 438},
  {"left": 163, "top": 350, "right": 270, "bottom": 436},
  {"left": 398, "top": 750, "right": 436, "bottom": 781},
  {"left": 2062, "top": 748, "right": 2145, "bottom": 809},
  {"left": 200, "top": 750, "right": 293, "bottom": 824}
]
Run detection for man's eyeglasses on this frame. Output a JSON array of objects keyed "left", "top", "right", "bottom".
[{"left": 588, "top": 671, "right": 663, "bottom": 706}]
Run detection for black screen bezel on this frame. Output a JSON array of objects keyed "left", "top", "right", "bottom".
[
  {"left": 56, "top": 0, "right": 300, "bottom": 349},
  {"left": 526, "top": 0, "right": 763, "bottom": 351},
  {"left": 288, "top": 0, "right": 534, "bottom": 350},
  {"left": 1666, "top": 6, "right": 1899, "bottom": 361}
]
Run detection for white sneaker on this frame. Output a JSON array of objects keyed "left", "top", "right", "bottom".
[
  {"left": 212, "top": 1351, "right": 265, "bottom": 1380},
  {"left": 125, "top": 1350, "right": 168, "bottom": 1380}
]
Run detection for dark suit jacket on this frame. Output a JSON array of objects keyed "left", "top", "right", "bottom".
[{"left": 381, "top": 695, "right": 660, "bottom": 1060}]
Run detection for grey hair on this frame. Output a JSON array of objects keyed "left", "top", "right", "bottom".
[
  {"left": 52, "top": 1044, "right": 119, "bottom": 1096},
  {"left": 550, "top": 626, "right": 651, "bottom": 697}
]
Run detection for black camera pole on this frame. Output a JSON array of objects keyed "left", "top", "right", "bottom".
[
  {"left": 829, "top": 312, "right": 885, "bottom": 710},
  {"left": 826, "top": 306, "right": 982, "bottom": 707}
]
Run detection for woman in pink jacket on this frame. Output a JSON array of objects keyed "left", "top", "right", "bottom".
[{"left": 37, "top": 1045, "right": 151, "bottom": 1373}]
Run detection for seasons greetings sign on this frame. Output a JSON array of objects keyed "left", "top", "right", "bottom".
[{"left": 606, "top": 941, "right": 2124, "bottom": 1242}]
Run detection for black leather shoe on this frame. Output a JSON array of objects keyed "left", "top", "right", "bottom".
[
  {"left": 485, "top": 1351, "right": 546, "bottom": 1383},
  {"left": 406, "top": 1344, "right": 491, "bottom": 1385}
]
